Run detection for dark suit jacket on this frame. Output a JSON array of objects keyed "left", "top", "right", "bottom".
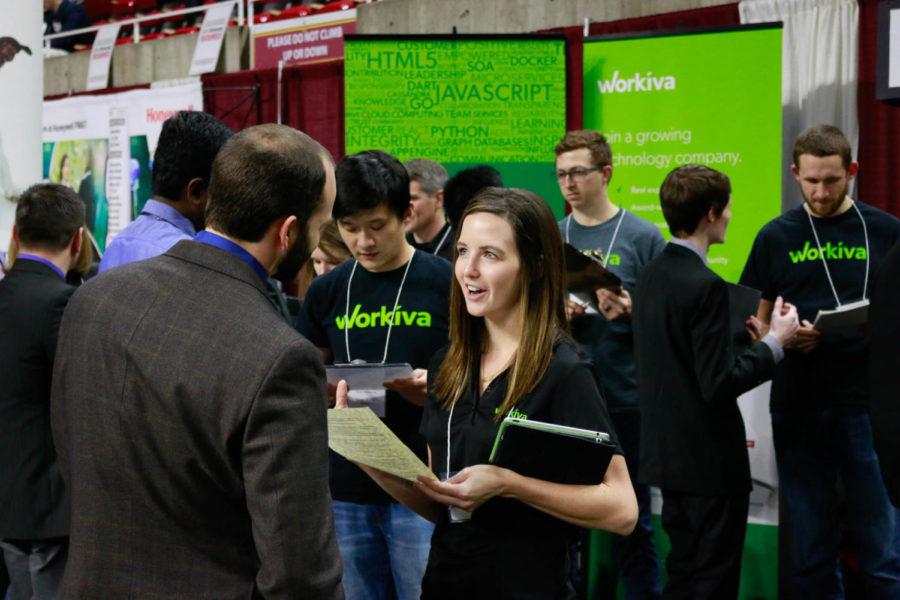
[
  {"left": 633, "top": 243, "right": 775, "bottom": 495},
  {"left": 870, "top": 240, "right": 900, "bottom": 507},
  {"left": 0, "top": 260, "right": 74, "bottom": 539},
  {"left": 51, "top": 240, "right": 343, "bottom": 599}
]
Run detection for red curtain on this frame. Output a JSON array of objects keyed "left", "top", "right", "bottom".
[
  {"left": 857, "top": 0, "right": 900, "bottom": 217},
  {"left": 202, "top": 60, "right": 345, "bottom": 160}
]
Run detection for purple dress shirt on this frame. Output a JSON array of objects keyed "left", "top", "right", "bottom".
[
  {"left": 98, "top": 199, "right": 196, "bottom": 273},
  {"left": 16, "top": 254, "right": 66, "bottom": 279}
]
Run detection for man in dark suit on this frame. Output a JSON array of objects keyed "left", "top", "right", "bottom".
[
  {"left": 51, "top": 124, "right": 344, "bottom": 599},
  {"left": 0, "top": 183, "right": 85, "bottom": 600},
  {"left": 633, "top": 165, "right": 798, "bottom": 599},
  {"left": 870, "top": 240, "right": 900, "bottom": 507}
]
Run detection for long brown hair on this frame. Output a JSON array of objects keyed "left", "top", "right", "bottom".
[{"left": 435, "top": 187, "right": 567, "bottom": 419}]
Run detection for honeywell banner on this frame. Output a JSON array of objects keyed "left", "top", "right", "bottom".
[
  {"left": 42, "top": 81, "right": 203, "bottom": 250},
  {"left": 583, "top": 25, "right": 782, "bottom": 600}
]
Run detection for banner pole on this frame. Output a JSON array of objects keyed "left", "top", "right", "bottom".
[{"left": 277, "top": 59, "right": 284, "bottom": 125}]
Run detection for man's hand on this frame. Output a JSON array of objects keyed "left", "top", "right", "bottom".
[
  {"left": 334, "top": 379, "right": 349, "bottom": 408},
  {"left": 785, "top": 319, "right": 822, "bottom": 353},
  {"left": 596, "top": 287, "right": 632, "bottom": 321},
  {"left": 746, "top": 315, "right": 767, "bottom": 342},
  {"left": 769, "top": 296, "right": 800, "bottom": 346},
  {"left": 384, "top": 368, "right": 428, "bottom": 406},
  {"left": 566, "top": 299, "right": 587, "bottom": 322}
]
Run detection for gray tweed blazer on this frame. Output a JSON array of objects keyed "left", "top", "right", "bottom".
[{"left": 51, "top": 240, "right": 343, "bottom": 599}]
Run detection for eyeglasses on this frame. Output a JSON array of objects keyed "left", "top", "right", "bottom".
[{"left": 555, "top": 166, "right": 601, "bottom": 182}]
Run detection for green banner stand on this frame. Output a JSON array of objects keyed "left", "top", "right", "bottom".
[
  {"left": 582, "top": 24, "right": 782, "bottom": 282},
  {"left": 581, "top": 24, "right": 783, "bottom": 599},
  {"left": 345, "top": 34, "right": 568, "bottom": 216}
]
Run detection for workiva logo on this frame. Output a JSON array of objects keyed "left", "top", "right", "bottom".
[
  {"left": 597, "top": 70, "right": 677, "bottom": 94},
  {"left": 788, "top": 240, "right": 867, "bottom": 264}
]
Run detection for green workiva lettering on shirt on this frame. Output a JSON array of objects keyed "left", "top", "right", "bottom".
[
  {"left": 788, "top": 240, "right": 868, "bottom": 264},
  {"left": 502, "top": 407, "right": 528, "bottom": 420},
  {"left": 335, "top": 304, "right": 433, "bottom": 330},
  {"left": 579, "top": 248, "right": 621, "bottom": 266}
]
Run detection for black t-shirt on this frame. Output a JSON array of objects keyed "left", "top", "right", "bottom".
[
  {"left": 297, "top": 250, "right": 451, "bottom": 504},
  {"left": 406, "top": 222, "right": 454, "bottom": 263},
  {"left": 740, "top": 203, "right": 900, "bottom": 411},
  {"left": 419, "top": 337, "right": 620, "bottom": 595}
]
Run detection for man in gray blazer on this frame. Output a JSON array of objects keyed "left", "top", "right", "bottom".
[{"left": 50, "top": 124, "right": 343, "bottom": 599}]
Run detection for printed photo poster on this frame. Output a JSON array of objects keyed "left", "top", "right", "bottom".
[
  {"left": 345, "top": 35, "right": 568, "bottom": 216},
  {"left": 43, "top": 81, "right": 203, "bottom": 250},
  {"left": 0, "top": 1, "right": 43, "bottom": 255}
]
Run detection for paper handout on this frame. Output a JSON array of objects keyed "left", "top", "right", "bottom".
[{"left": 327, "top": 407, "right": 436, "bottom": 482}]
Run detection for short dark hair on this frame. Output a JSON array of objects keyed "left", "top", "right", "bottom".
[
  {"left": 152, "top": 111, "right": 233, "bottom": 201},
  {"left": 443, "top": 165, "right": 504, "bottom": 230},
  {"left": 555, "top": 130, "right": 612, "bottom": 168},
  {"left": 792, "top": 124, "right": 853, "bottom": 169},
  {"left": 333, "top": 150, "right": 409, "bottom": 221},
  {"left": 660, "top": 164, "right": 731, "bottom": 237},
  {"left": 16, "top": 183, "right": 85, "bottom": 251},
  {"left": 205, "top": 124, "right": 331, "bottom": 242}
]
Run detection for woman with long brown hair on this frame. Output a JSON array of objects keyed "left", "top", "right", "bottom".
[{"left": 339, "top": 187, "right": 637, "bottom": 598}]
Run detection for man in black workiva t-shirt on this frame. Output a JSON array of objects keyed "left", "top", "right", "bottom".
[
  {"left": 297, "top": 150, "right": 451, "bottom": 600},
  {"left": 740, "top": 125, "right": 900, "bottom": 598}
]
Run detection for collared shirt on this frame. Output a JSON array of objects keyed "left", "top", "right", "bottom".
[
  {"left": 669, "top": 239, "right": 784, "bottom": 363},
  {"left": 669, "top": 237, "right": 707, "bottom": 264},
  {"left": 194, "top": 231, "right": 269, "bottom": 283},
  {"left": 98, "top": 199, "right": 197, "bottom": 273},
  {"left": 16, "top": 254, "right": 65, "bottom": 280}
]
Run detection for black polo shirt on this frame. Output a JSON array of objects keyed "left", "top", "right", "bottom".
[{"left": 419, "top": 337, "right": 620, "bottom": 597}]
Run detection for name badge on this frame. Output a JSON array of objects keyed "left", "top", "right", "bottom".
[{"left": 439, "top": 470, "right": 472, "bottom": 523}]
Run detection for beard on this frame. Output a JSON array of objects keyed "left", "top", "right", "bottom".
[
  {"left": 804, "top": 182, "right": 850, "bottom": 217},
  {"left": 272, "top": 223, "right": 313, "bottom": 285}
]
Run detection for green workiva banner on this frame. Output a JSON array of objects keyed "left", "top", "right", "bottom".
[
  {"left": 345, "top": 36, "right": 567, "bottom": 215},
  {"left": 583, "top": 26, "right": 782, "bottom": 283},
  {"left": 583, "top": 26, "right": 783, "bottom": 600}
]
